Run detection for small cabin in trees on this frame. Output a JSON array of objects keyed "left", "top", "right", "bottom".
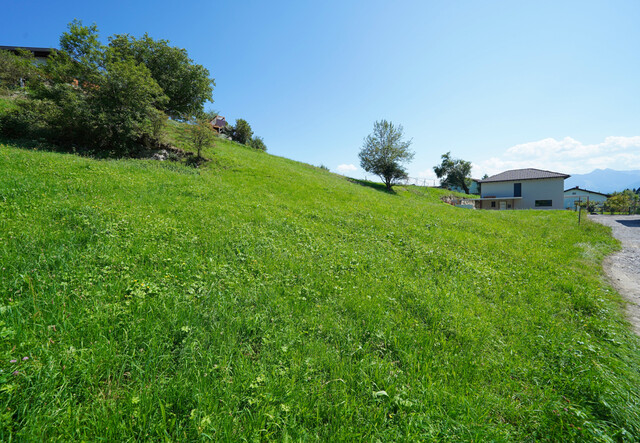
[{"left": 210, "top": 116, "right": 228, "bottom": 133}]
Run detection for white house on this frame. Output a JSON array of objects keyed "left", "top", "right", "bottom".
[
  {"left": 564, "top": 187, "right": 609, "bottom": 210},
  {"left": 477, "top": 168, "right": 570, "bottom": 210}
]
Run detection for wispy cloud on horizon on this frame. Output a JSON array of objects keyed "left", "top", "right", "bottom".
[
  {"left": 336, "top": 164, "right": 358, "bottom": 175},
  {"left": 474, "top": 136, "right": 640, "bottom": 177}
]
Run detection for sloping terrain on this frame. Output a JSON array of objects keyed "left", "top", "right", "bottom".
[{"left": 1, "top": 139, "right": 640, "bottom": 441}]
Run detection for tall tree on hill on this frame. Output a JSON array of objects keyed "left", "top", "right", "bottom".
[
  {"left": 0, "top": 48, "right": 40, "bottom": 89},
  {"left": 32, "top": 21, "right": 168, "bottom": 154},
  {"left": 433, "top": 152, "right": 473, "bottom": 194},
  {"left": 358, "top": 120, "right": 414, "bottom": 191},
  {"left": 232, "top": 118, "right": 253, "bottom": 145},
  {"left": 190, "top": 117, "right": 215, "bottom": 159},
  {"left": 108, "top": 33, "right": 214, "bottom": 119}
]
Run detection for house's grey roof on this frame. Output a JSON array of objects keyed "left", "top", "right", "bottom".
[{"left": 480, "top": 168, "right": 570, "bottom": 183}]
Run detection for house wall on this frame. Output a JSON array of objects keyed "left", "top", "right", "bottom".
[
  {"left": 481, "top": 178, "right": 565, "bottom": 210},
  {"left": 479, "top": 198, "right": 517, "bottom": 210},
  {"left": 564, "top": 191, "right": 608, "bottom": 209}
]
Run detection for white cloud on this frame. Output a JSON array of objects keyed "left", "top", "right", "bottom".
[
  {"left": 417, "top": 169, "right": 438, "bottom": 180},
  {"left": 415, "top": 169, "right": 440, "bottom": 186},
  {"left": 336, "top": 164, "right": 358, "bottom": 174},
  {"left": 475, "top": 136, "right": 640, "bottom": 177}
]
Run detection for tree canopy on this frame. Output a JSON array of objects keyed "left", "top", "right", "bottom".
[
  {"left": 358, "top": 120, "right": 414, "bottom": 191},
  {"left": 1, "top": 20, "right": 215, "bottom": 156},
  {"left": 108, "top": 33, "right": 214, "bottom": 119},
  {"left": 0, "top": 48, "right": 40, "bottom": 89},
  {"left": 433, "top": 152, "right": 473, "bottom": 194},
  {"left": 232, "top": 118, "right": 253, "bottom": 145},
  {"left": 605, "top": 190, "right": 639, "bottom": 214}
]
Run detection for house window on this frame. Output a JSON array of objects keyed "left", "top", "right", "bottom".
[
  {"left": 491, "top": 201, "right": 496, "bottom": 208},
  {"left": 535, "top": 200, "right": 552, "bottom": 207},
  {"left": 514, "top": 183, "right": 522, "bottom": 197}
]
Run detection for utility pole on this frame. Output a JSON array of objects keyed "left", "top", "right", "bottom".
[{"left": 578, "top": 196, "right": 582, "bottom": 224}]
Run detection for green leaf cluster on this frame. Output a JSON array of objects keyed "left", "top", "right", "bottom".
[
  {"left": 0, "top": 48, "right": 40, "bottom": 91},
  {"left": 433, "top": 151, "right": 473, "bottom": 194},
  {"left": 0, "top": 20, "right": 214, "bottom": 156},
  {"left": 358, "top": 119, "right": 414, "bottom": 191},
  {"left": 605, "top": 190, "right": 640, "bottom": 214},
  {"left": 225, "top": 118, "right": 267, "bottom": 151},
  {"left": 109, "top": 33, "right": 214, "bottom": 119}
]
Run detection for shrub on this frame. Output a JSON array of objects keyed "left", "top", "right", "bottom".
[
  {"left": 249, "top": 135, "right": 267, "bottom": 151},
  {"left": 0, "top": 97, "right": 52, "bottom": 139},
  {"left": 232, "top": 118, "right": 252, "bottom": 145}
]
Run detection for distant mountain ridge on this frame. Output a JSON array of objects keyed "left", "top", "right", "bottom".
[{"left": 565, "top": 169, "right": 640, "bottom": 194}]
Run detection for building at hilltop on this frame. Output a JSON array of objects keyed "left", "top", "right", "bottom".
[
  {"left": 210, "top": 116, "right": 228, "bottom": 133},
  {"left": 477, "top": 168, "right": 570, "bottom": 210}
]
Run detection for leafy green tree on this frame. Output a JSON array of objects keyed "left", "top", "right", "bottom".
[
  {"left": 433, "top": 152, "right": 473, "bottom": 194},
  {"left": 605, "top": 191, "right": 635, "bottom": 214},
  {"left": 0, "top": 48, "right": 40, "bottom": 90},
  {"left": 199, "top": 109, "right": 219, "bottom": 122},
  {"left": 59, "top": 20, "right": 105, "bottom": 85},
  {"left": 108, "top": 33, "right": 214, "bottom": 119},
  {"left": 28, "top": 21, "right": 169, "bottom": 154},
  {"left": 358, "top": 120, "right": 414, "bottom": 191},
  {"left": 233, "top": 118, "right": 253, "bottom": 145},
  {"left": 90, "top": 57, "right": 168, "bottom": 153},
  {"left": 189, "top": 117, "right": 215, "bottom": 159},
  {"left": 2, "top": 20, "right": 215, "bottom": 156},
  {"left": 29, "top": 25, "right": 168, "bottom": 154},
  {"left": 249, "top": 136, "right": 267, "bottom": 151}
]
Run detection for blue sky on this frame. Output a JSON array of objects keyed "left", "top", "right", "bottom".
[{"left": 3, "top": 0, "right": 640, "bottom": 181}]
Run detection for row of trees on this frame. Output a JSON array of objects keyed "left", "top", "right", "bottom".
[
  {"left": 0, "top": 20, "right": 216, "bottom": 156},
  {"left": 189, "top": 114, "right": 267, "bottom": 160},
  {"left": 602, "top": 190, "right": 640, "bottom": 214},
  {"left": 358, "top": 119, "right": 472, "bottom": 192},
  {"left": 222, "top": 118, "right": 266, "bottom": 151}
]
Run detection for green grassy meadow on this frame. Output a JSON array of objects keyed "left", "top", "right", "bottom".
[{"left": 1, "top": 136, "right": 640, "bottom": 441}]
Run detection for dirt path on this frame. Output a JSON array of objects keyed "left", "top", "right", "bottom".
[{"left": 589, "top": 215, "right": 640, "bottom": 335}]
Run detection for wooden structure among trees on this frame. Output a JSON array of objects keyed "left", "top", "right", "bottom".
[{"left": 210, "top": 116, "right": 227, "bottom": 133}]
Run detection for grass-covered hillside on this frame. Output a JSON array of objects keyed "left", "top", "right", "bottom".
[{"left": 2, "top": 136, "right": 640, "bottom": 441}]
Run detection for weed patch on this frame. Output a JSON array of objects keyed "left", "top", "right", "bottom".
[{"left": 0, "top": 142, "right": 639, "bottom": 440}]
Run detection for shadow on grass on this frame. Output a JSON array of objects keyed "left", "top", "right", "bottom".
[
  {"left": 0, "top": 136, "right": 198, "bottom": 164},
  {"left": 0, "top": 136, "right": 120, "bottom": 159},
  {"left": 347, "top": 178, "right": 397, "bottom": 195}
]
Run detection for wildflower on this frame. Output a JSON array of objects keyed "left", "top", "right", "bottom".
[
  {"left": 22, "top": 357, "right": 29, "bottom": 361},
  {"left": 12, "top": 371, "right": 19, "bottom": 376},
  {"left": 9, "top": 360, "right": 16, "bottom": 363}
]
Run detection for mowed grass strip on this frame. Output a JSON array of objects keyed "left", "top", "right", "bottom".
[{"left": 1, "top": 140, "right": 639, "bottom": 441}]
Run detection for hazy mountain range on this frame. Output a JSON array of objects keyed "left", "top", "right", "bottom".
[{"left": 565, "top": 169, "right": 640, "bottom": 194}]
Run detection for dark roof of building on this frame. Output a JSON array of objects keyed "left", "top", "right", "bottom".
[
  {"left": 0, "top": 46, "right": 55, "bottom": 58},
  {"left": 480, "top": 168, "right": 570, "bottom": 183},
  {"left": 564, "top": 186, "right": 610, "bottom": 197},
  {"left": 211, "top": 116, "right": 227, "bottom": 128}
]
